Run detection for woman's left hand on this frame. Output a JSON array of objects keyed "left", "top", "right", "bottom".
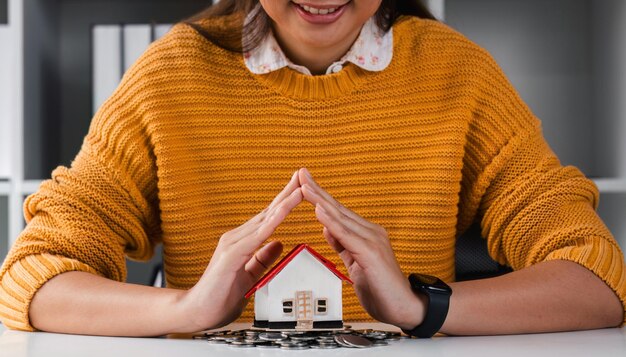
[{"left": 298, "top": 168, "right": 426, "bottom": 330}]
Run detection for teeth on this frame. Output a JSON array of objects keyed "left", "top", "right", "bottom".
[{"left": 299, "top": 4, "right": 338, "bottom": 15}]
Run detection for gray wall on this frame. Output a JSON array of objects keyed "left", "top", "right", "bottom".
[
  {"left": 596, "top": 193, "right": 626, "bottom": 248},
  {"left": 591, "top": 0, "right": 626, "bottom": 178},
  {"left": 446, "top": 0, "right": 595, "bottom": 176}
]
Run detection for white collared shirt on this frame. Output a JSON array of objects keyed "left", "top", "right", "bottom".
[{"left": 243, "top": 10, "right": 393, "bottom": 76}]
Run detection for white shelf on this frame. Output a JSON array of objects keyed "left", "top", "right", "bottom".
[
  {"left": 0, "top": 181, "right": 10, "bottom": 195},
  {"left": 593, "top": 178, "right": 626, "bottom": 193},
  {"left": 0, "top": 24, "right": 12, "bottom": 178},
  {"left": 7, "top": 0, "right": 22, "bottom": 248},
  {"left": 21, "top": 179, "right": 42, "bottom": 195}
]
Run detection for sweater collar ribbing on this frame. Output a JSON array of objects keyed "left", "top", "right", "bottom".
[{"left": 251, "top": 62, "right": 374, "bottom": 101}]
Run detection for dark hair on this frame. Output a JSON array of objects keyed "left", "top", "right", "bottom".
[{"left": 182, "top": 0, "right": 437, "bottom": 53}]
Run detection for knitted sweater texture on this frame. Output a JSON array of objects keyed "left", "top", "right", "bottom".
[{"left": 1, "top": 16, "right": 625, "bottom": 331}]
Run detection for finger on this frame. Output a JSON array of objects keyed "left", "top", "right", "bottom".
[
  {"left": 234, "top": 187, "right": 302, "bottom": 250},
  {"left": 256, "top": 187, "right": 303, "bottom": 237},
  {"left": 299, "top": 168, "right": 339, "bottom": 206},
  {"left": 299, "top": 168, "right": 376, "bottom": 228},
  {"left": 299, "top": 183, "right": 327, "bottom": 207},
  {"left": 268, "top": 170, "right": 301, "bottom": 211},
  {"left": 323, "top": 226, "right": 344, "bottom": 254},
  {"left": 315, "top": 203, "right": 366, "bottom": 255},
  {"left": 228, "top": 171, "right": 299, "bottom": 237},
  {"left": 226, "top": 207, "right": 268, "bottom": 237},
  {"left": 301, "top": 182, "right": 376, "bottom": 230},
  {"left": 315, "top": 200, "right": 379, "bottom": 243},
  {"left": 244, "top": 240, "right": 284, "bottom": 280}
]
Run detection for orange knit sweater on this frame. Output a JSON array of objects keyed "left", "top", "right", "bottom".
[{"left": 1, "top": 16, "right": 624, "bottom": 331}]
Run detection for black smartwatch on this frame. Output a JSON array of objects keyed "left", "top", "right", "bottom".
[{"left": 402, "top": 273, "right": 452, "bottom": 338}]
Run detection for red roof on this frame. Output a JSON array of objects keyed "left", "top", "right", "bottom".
[{"left": 245, "top": 243, "right": 352, "bottom": 299}]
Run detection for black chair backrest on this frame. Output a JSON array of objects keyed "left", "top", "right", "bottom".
[{"left": 455, "top": 223, "right": 512, "bottom": 281}]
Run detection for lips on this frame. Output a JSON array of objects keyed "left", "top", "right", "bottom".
[
  {"left": 296, "top": 3, "right": 344, "bottom": 14},
  {"left": 291, "top": 1, "right": 351, "bottom": 24}
]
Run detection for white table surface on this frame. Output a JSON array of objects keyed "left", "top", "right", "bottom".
[{"left": 1, "top": 322, "right": 625, "bottom": 357}]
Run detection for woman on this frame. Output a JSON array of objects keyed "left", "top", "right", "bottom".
[{"left": 0, "top": 0, "right": 623, "bottom": 336}]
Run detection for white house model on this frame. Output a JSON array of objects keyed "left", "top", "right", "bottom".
[{"left": 245, "top": 243, "right": 352, "bottom": 330}]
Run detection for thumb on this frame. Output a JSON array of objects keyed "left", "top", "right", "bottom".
[{"left": 244, "top": 240, "right": 284, "bottom": 281}]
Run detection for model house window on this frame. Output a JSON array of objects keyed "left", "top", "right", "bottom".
[
  {"left": 282, "top": 299, "right": 294, "bottom": 315},
  {"left": 315, "top": 298, "right": 327, "bottom": 315}
]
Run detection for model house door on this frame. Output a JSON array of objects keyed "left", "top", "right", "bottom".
[{"left": 295, "top": 290, "right": 313, "bottom": 329}]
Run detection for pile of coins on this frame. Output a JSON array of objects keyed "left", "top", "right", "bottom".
[{"left": 194, "top": 328, "right": 405, "bottom": 349}]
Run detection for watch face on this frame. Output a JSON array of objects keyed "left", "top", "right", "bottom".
[{"left": 410, "top": 273, "right": 452, "bottom": 294}]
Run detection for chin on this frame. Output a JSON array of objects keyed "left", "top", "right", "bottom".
[{"left": 293, "top": 27, "right": 351, "bottom": 49}]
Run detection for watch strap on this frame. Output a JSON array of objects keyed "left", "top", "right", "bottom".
[{"left": 402, "top": 273, "right": 451, "bottom": 338}]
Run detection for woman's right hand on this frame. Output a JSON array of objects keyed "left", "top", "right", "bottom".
[{"left": 177, "top": 170, "right": 303, "bottom": 332}]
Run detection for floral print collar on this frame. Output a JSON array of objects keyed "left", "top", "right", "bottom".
[{"left": 243, "top": 10, "right": 393, "bottom": 76}]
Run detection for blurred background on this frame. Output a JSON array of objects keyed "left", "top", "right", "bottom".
[{"left": 0, "top": 0, "right": 624, "bottom": 285}]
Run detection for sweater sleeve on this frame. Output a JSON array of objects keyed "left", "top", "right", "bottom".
[
  {"left": 0, "top": 41, "right": 163, "bottom": 331},
  {"left": 457, "top": 46, "right": 626, "bottom": 323}
]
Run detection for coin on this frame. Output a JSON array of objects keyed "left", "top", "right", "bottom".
[
  {"left": 311, "top": 344, "right": 339, "bottom": 349},
  {"left": 290, "top": 334, "right": 317, "bottom": 341},
  {"left": 204, "top": 329, "right": 230, "bottom": 337},
  {"left": 230, "top": 343, "right": 256, "bottom": 348},
  {"left": 224, "top": 336, "right": 242, "bottom": 342},
  {"left": 209, "top": 328, "right": 396, "bottom": 350},
  {"left": 334, "top": 335, "right": 353, "bottom": 348},
  {"left": 278, "top": 341, "right": 309, "bottom": 347},
  {"left": 256, "top": 343, "right": 280, "bottom": 348},
  {"left": 207, "top": 339, "right": 227, "bottom": 344},
  {"left": 282, "top": 331, "right": 305, "bottom": 335},
  {"left": 341, "top": 334, "right": 374, "bottom": 348},
  {"left": 281, "top": 345, "right": 310, "bottom": 350},
  {"left": 365, "top": 331, "right": 388, "bottom": 340},
  {"left": 259, "top": 332, "right": 288, "bottom": 341}
]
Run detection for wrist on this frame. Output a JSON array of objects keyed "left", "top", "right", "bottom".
[
  {"left": 396, "top": 289, "right": 428, "bottom": 330},
  {"left": 170, "top": 288, "right": 211, "bottom": 334}
]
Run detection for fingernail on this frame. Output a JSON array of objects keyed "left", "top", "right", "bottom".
[
  {"left": 316, "top": 203, "right": 326, "bottom": 215},
  {"left": 305, "top": 168, "right": 313, "bottom": 180}
]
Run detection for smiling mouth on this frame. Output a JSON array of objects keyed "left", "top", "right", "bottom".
[{"left": 291, "top": 1, "right": 350, "bottom": 15}]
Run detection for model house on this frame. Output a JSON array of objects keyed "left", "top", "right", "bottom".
[{"left": 245, "top": 243, "right": 352, "bottom": 330}]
